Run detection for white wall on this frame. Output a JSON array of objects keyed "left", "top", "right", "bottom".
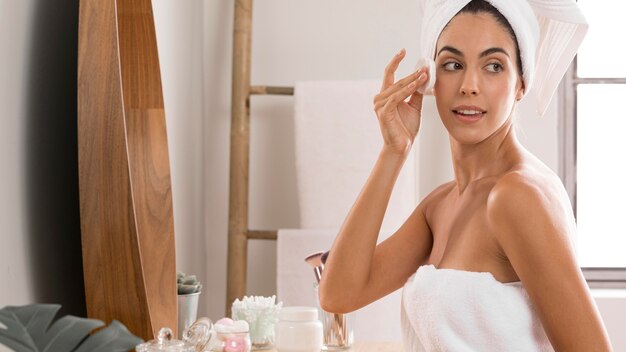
[
  {"left": 0, "top": 0, "right": 36, "bottom": 308},
  {"left": 152, "top": 0, "right": 210, "bottom": 318},
  {"left": 0, "top": 0, "right": 85, "bottom": 317}
]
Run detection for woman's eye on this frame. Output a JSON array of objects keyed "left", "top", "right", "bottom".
[
  {"left": 443, "top": 62, "right": 462, "bottom": 71},
  {"left": 486, "top": 63, "right": 503, "bottom": 73}
]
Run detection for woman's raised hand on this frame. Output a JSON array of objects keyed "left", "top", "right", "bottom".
[{"left": 373, "top": 49, "right": 429, "bottom": 155}]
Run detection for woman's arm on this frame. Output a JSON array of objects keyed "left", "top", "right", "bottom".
[
  {"left": 318, "top": 147, "right": 433, "bottom": 314},
  {"left": 487, "top": 173, "right": 613, "bottom": 351},
  {"left": 318, "top": 49, "right": 432, "bottom": 313}
]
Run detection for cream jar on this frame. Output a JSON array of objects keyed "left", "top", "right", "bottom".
[{"left": 275, "top": 306, "right": 323, "bottom": 352}]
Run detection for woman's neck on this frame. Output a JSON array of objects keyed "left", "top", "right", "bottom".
[{"left": 449, "top": 120, "right": 523, "bottom": 194}]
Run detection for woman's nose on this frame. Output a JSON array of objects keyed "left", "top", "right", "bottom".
[
  {"left": 460, "top": 86, "right": 479, "bottom": 96},
  {"left": 459, "top": 72, "right": 479, "bottom": 96}
]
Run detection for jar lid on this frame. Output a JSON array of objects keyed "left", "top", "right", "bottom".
[
  {"left": 214, "top": 319, "right": 249, "bottom": 334},
  {"left": 279, "top": 306, "right": 318, "bottom": 322},
  {"left": 135, "top": 328, "right": 195, "bottom": 352}
]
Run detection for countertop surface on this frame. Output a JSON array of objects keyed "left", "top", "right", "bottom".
[{"left": 268, "top": 342, "right": 403, "bottom": 351}]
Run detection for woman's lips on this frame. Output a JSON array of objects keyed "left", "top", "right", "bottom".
[{"left": 452, "top": 109, "right": 485, "bottom": 123}]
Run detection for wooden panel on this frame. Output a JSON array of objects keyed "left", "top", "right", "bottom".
[
  {"left": 117, "top": 0, "right": 164, "bottom": 109},
  {"left": 125, "top": 108, "right": 176, "bottom": 336},
  {"left": 78, "top": 0, "right": 176, "bottom": 340},
  {"left": 117, "top": 0, "right": 176, "bottom": 338}
]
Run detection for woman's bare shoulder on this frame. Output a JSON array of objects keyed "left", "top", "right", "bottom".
[
  {"left": 491, "top": 162, "right": 566, "bottom": 198},
  {"left": 489, "top": 159, "right": 573, "bottom": 219},
  {"left": 487, "top": 165, "right": 609, "bottom": 351}
]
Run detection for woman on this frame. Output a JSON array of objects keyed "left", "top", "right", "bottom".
[{"left": 318, "top": 0, "right": 613, "bottom": 350}]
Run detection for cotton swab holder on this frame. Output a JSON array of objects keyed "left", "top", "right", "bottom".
[{"left": 231, "top": 295, "right": 283, "bottom": 350}]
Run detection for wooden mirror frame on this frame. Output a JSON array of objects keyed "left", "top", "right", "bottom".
[{"left": 77, "top": 0, "right": 177, "bottom": 340}]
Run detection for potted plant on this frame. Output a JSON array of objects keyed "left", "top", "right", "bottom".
[{"left": 177, "top": 272, "right": 202, "bottom": 337}]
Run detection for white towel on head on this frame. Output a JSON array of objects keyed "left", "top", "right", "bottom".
[
  {"left": 401, "top": 265, "right": 554, "bottom": 351},
  {"left": 416, "top": 0, "right": 588, "bottom": 116}
]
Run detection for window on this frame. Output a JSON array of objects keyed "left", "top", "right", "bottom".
[{"left": 561, "top": 0, "right": 626, "bottom": 287}]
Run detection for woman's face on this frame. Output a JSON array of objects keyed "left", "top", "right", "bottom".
[{"left": 433, "top": 12, "right": 524, "bottom": 145}]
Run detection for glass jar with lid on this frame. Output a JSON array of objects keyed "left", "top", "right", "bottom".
[
  {"left": 136, "top": 327, "right": 196, "bottom": 352},
  {"left": 137, "top": 318, "right": 215, "bottom": 352},
  {"left": 135, "top": 318, "right": 252, "bottom": 352},
  {"left": 275, "top": 306, "right": 323, "bottom": 352}
]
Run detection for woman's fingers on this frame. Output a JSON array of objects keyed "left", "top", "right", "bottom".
[
  {"left": 407, "top": 89, "right": 424, "bottom": 111},
  {"left": 381, "top": 48, "right": 406, "bottom": 92},
  {"left": 381, "top": 81, "right": 419, "bottom": 111},
  {"left": 374, "top": 77, "right": 424, "bottom": 120},
  {"left": 375, "top": 78, "right": 417, "bottom": 110},
  {"left": 379, "top": 69, "right": 426, "bottom": 100},
  {"left": 374, "top": 71, "right": 428, "bottom": 112}
]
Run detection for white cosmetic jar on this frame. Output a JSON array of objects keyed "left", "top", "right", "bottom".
[{"left": 275, "top": 306, "right": 323, "bottom": 352}]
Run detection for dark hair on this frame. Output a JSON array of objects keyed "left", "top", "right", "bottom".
[{"left": 445, "top": 0, "right": 524, "bottom": 79}]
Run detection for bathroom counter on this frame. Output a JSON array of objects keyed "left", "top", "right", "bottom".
[{"left": 268, "top": 342, "right": 403, "bottom": 351}]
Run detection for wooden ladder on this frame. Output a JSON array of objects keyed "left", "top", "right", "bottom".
[{"left": 227, "top": 0, "right": 296, "bottom": 316}]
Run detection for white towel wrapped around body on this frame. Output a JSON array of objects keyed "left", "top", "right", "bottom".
[{"left": 401, "top": 265, "right": 554, "bottom": 351}]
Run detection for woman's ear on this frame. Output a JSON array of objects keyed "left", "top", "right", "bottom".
[{"left": 515, "top": 80, "right": 525, "bottom": 101}]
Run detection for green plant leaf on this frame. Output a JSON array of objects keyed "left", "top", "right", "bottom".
[
  {"left": 177, "top": 284, "right": 200, "bottom": 294},
  {"left": 10, "top": 304, "right": 60, "bottom": 349},
  {"left": 0, "top": 304, "right": 143, "bottom": 352},
  {"left": 0, "top": 307, "right": 38, "bottom": 351},
  {"left": 74, "top": 320, "right": 143, "bottom": 352}
]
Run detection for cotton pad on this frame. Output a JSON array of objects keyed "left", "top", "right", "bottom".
[{"left": 415, "top": 57, "right": 436, "bottom": 95}]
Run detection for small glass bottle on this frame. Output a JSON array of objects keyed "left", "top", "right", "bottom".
[{"left": 275, "top": 306, "right": 323, "bottom": 352}]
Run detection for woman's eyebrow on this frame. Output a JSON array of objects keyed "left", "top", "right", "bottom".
[
  {"left": 436, "top": 46, "right": 510, "bottom": 58},
  {"left": 479, "top": 47, "right": 510, "bottom": 58},
  {"left": 438, "top": 45, "right": 463, "bottom": 57}
]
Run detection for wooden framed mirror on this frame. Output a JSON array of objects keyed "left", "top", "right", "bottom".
[{"left": 77, "top": 0, "right": 177, "bottom": 340}]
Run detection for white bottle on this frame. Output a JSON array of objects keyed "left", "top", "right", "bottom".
[{"left": 275, "top": 306, "right": 323, "bottom": 352}]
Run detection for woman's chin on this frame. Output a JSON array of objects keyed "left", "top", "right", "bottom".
[
  {"left": 441, "top": 114, "right": 511, "bottom": 146},
  {"left": 444, "top": 125, "right": 490, "bottom": 145}
]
